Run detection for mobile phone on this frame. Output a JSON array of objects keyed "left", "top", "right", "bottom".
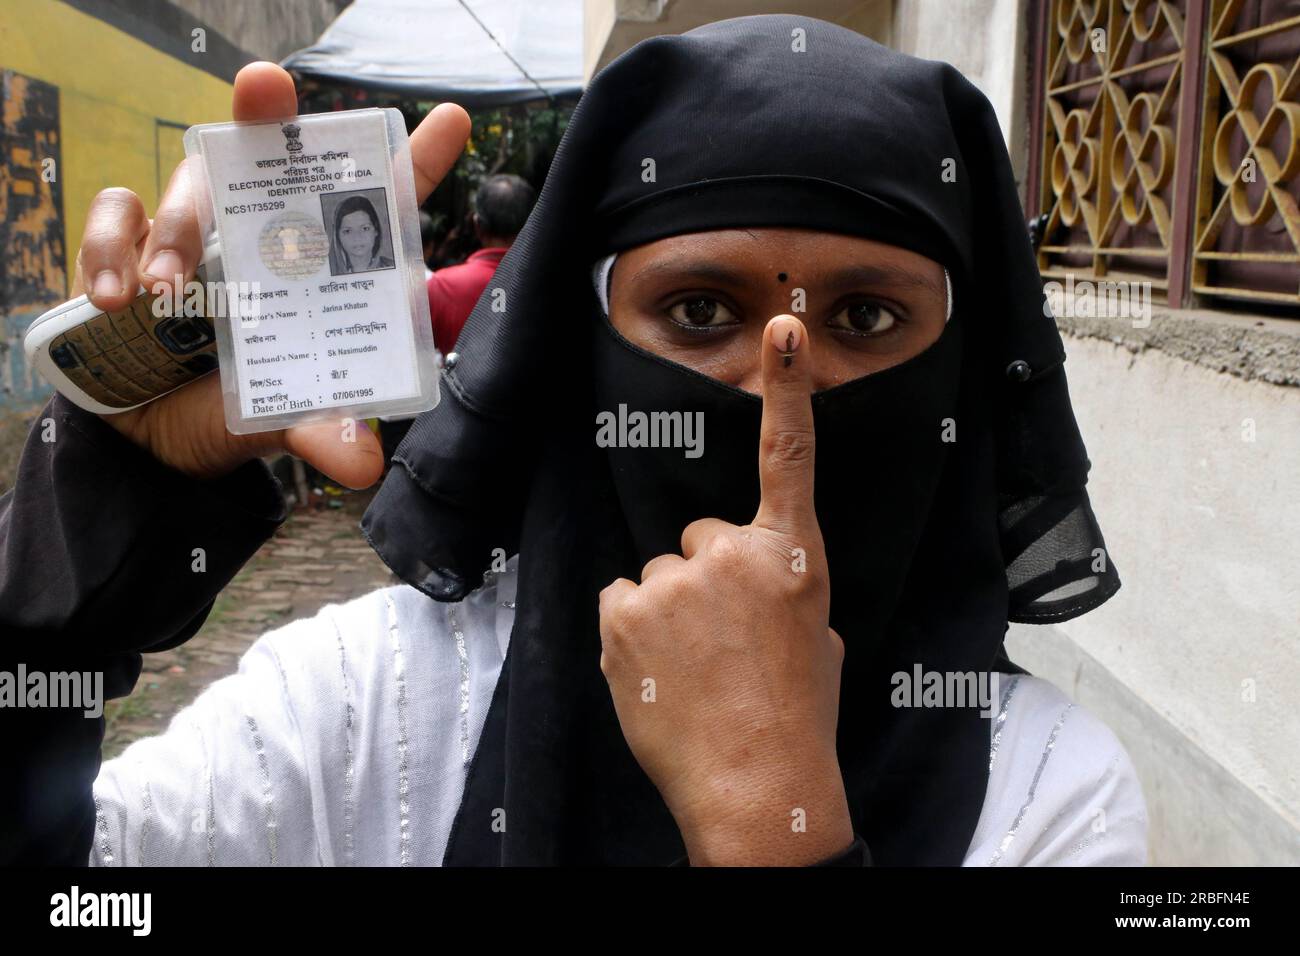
[{"left": 24, "top": 245, "right": 223, "bottom": 415}]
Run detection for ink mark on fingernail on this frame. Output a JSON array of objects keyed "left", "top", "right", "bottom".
[{"left": 783, "top": 330, "right": 795, "bottom": 367}]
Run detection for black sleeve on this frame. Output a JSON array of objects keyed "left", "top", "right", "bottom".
[
  {"left": 810, "top": 834, "right": 872, "bottom": 866},
  {"left": 0, "top": 394, "right": 286, "bottom": 864},
  {"left": 667, "top": 833, "right": 873, "bottom": 867}
]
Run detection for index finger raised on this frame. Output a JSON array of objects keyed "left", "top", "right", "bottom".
[{"left": 752, "top": 314, "right": 818, "bottom": 536}]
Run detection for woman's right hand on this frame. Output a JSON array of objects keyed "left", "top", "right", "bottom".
[{"left": 72, "top": 62, "right": 471, "bottom": 488}]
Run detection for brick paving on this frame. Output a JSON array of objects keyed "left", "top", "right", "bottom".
[{"left": 102, "top": 487, "right": 395, "bottom": 759}]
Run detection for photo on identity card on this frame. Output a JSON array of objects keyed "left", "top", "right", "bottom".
[{"left": 321, "top": 187, "right": 398, "bottom": 277}]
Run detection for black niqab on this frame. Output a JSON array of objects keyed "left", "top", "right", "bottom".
[{"left": 361, "top": 14, "right": 1120, "bottom": 865}]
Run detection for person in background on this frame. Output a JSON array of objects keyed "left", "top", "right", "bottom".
[
  {"left": 427, "top": 173, "right": 536, "bottom": 354},
  {"left": 429, "top": 218, "right": 466, "bottom": 268},
  {"left": 379, "top": 211, "right": 443, "bottom": 461},
  {"left": 386, "top": 182, "right": 534, "bottom": 465},
  {"left": 418, "top": 210, "right": 441, "bottom": 280}
]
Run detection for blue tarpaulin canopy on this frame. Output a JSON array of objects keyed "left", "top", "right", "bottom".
[{"left": 281, "top": 0, "right": 584, "bottom": 107}]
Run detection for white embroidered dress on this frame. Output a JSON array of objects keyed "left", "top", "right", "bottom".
[{"left": 89, "top": 559, "right": 1148, "bottom": 866}]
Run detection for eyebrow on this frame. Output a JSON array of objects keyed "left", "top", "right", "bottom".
[{"left": 628, "top": 257, "right": 946, "bottom": 300}]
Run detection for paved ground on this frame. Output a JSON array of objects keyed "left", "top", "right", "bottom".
[{"left": 102, "top": 486, "right": 394, "bottom": 760}]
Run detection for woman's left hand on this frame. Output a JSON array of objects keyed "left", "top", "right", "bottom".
[{"left": 598, "top": 315, "right": 855, "bottom": 866}]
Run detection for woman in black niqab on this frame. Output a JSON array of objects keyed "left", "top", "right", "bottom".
[{"left": 361, "top": 14, "right": 1121, "bottom": 865}]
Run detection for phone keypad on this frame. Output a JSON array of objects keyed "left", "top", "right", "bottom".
[{"left": 48, "top": 293, "right": 218, "bottom": 409}]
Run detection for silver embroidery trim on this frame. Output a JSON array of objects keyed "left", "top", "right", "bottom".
[
  {"left": 194, "top": 716, "right": 216, "bottom": 866},
  {"left": 266, "top": 642, "right": 322, "bottom": 865},
  {"left": 246, "top": 714, "right": 279, "bottom": 866},
  {"left": 988, "top": 703, "right": 1075, "bottom": 866},
  {"left": 115, "top": 805, "right": 127, "bottom": 865},
  {"left": 1069, "top": 827, "right": 1108, "bottom": 858},
  {"left": 485, "top": 565, "right": 516, "bottom": 609},
  {"left": 206, "top": 768, "right": 216, "bottom": 866},
  {"left": 988, "top": 674, "right": 1022, "bottom": 773},
  {"left": 331, "top": 616, "right": 357, "bottom": 866},
  {"left": 137, "top": 759, "right": 153, "bottom": 867},
  {"left": 447, "top": 603, "right": 471, "bottom": 764},
  {"left": 93, "top": 797, "right": 113, "bottom": 866},
  {"left": 387, "top": 594, "right": 412, "bottom": 866}
]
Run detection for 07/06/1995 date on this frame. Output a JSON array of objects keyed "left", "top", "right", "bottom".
[{"left": 332, "top": 387, "right": 375, "bottom": 401}]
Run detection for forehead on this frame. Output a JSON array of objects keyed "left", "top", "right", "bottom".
[{"left": 614, "top": 227, "right": 946, "bottom": 296}]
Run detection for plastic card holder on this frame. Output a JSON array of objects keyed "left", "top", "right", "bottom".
[{"left": 183, "top": 108, "right": 438, "bottom": 434}]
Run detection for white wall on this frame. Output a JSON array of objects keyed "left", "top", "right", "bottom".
[
  {"left": 890, "top": 0, "right": 1030, "bottom": 182},
  {"left": 893, "top": 0, "right": 1300, "bottom": 863},
  {"left": 1008, "top": 335, "right": 1300, "bottom": 864}
]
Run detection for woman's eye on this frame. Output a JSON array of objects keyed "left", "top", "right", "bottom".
[
  {"left": 666, "top": 296, "right": 737, "bottom": 329},
  {"left": 828, "top": 301, "right": 900, "bottom": 335}
]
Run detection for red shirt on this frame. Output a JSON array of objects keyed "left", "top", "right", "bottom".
[{"left": 426, "top": 246, "right": 508, "bottom": 353}]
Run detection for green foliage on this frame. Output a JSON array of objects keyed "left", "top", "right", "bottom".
[{"left": 453, "top": 103, "right": 572, "bottom": 189}]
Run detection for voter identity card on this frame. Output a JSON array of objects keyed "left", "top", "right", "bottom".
[{"left": 183, "top": 108, "right": 438, "bottom": 434}]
